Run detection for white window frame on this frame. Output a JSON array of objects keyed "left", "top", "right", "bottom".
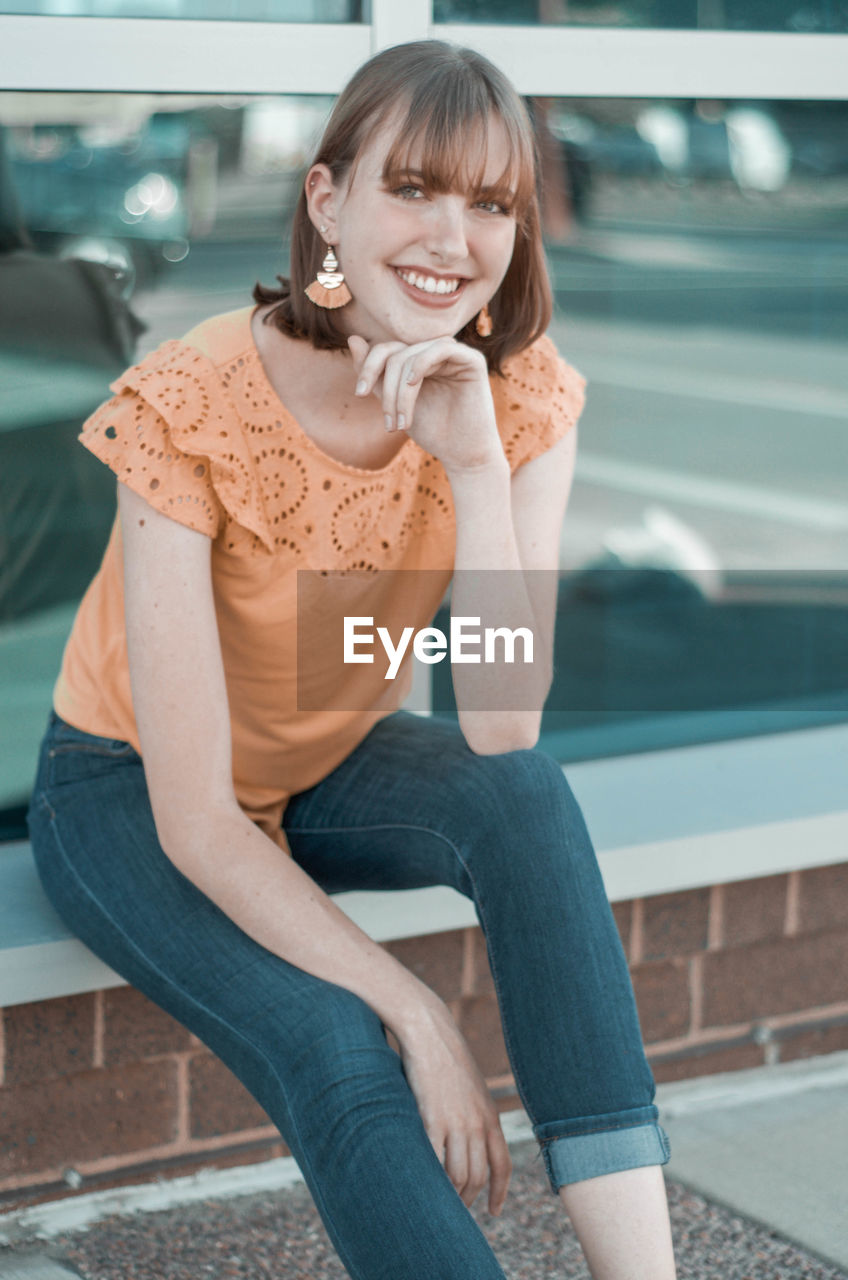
[{"left": 0, "top": 10, "right": 845, "bottom": 95}]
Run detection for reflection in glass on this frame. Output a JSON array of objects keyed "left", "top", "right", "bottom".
[
  {"left": 0, "top": 0, "right": 357, "bottom": 19},
  {"left": 1, "top": 90, "right": 847, "bottom": 830},
  {"left": 434, "top": 0, "right": 848, "bottom": 33}
]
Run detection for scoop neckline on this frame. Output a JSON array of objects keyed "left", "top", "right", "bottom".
[{"left": 242, "top": 305, "right": 417, "bottom": 479}]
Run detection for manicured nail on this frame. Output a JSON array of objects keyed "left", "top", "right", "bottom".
[
  {"left": 384, "top": 414, "right": 393, "bottom": 431},
  {"left": 355, "top": 379, "right": 367, "bottom": 396},
  {"left": 397, "top": 414, "right": 406, "bottom": 430}
]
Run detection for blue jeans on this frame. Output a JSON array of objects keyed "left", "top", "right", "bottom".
[{"left": 27, "top": 707, "right": 669, "bottom": 1280}]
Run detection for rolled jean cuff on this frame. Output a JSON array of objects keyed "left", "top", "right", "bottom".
[{"left": 535, "top": 1117, "right": 671, "bottom": 1192}]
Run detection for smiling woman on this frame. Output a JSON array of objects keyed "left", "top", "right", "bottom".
[
  {"left": 253, "top": 40, "right": 549, "bottom": 373},
  {"left": 26, "top": 38, "right": 676, "bottom": 1280}
]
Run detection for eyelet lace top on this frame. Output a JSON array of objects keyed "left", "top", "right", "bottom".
[{"left": 53, "top": 306, "right": 586, "bottom": 851}]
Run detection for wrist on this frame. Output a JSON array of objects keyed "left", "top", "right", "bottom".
[
  {"left": 444, "top": 453, "right": 510, "bottom": 488},
  {"left": 386, "top": 983, "right": 449, "bottom": 1044}
]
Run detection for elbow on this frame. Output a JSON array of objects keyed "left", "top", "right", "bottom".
[
  {"left": 460, "top": 712, "right": 541, "bottom": 756},
  {"left": 153, "top": 802, "right": 241, "bottom": 872}
]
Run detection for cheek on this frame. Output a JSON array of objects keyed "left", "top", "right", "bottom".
[{"left": 487, "top": 225, "right": 517, "bottom": 281}]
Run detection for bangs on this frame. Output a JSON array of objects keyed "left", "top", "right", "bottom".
[{"left": 376, "top": 88, "right": 536, "bottom": 220}]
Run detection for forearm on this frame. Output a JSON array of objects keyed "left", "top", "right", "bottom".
[
  {"left": 162, "top": 805, "right": 441, "bottom": 1040},
  {"left": 447, "top": 458, "right": 552, "bottom": 753}
]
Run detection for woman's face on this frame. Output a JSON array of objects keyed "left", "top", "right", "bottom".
[{"left": 309, "top": 113, "right": 518, "bottom": 348}]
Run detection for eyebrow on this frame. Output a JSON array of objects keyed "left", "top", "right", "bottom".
[{"left": 384, "top": 166, "right": 516, "bottom": 198}]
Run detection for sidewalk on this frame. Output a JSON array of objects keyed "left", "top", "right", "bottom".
[{"left": 2, "top": 1054, "right": 847, "bottom": 1279}]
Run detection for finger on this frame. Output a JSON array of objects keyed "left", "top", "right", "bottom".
[
  {"left": 347, "top": 335, "right": 370, "bottom": 390},
  {"left": 463, "top": 1131, "right": 491, "bottom": 1208},
  {"left": 443, "top": 1130, "right": 469, "bottom": 1203},
  {"left": 380, "top": 349, "right": 408, "bottom": 431},
  {"left": 395, "top": 354, "right": 426, "bottom": 431},
  {"left": 426, "top": 1125, "right": 446, "bottom": 1168},
  {"left": 404, "top": 337, "right": 483, "bottom": 387},
  {"left": 487, "top": 1126, "right": 512, "bottom": 1217},
  {"left": 355, "top": 341, "right": 406, "bottom": 399}
]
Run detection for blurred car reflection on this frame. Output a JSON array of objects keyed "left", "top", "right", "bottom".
[{"left": 6, "top": 110, "right": 206, "bottom": 283}]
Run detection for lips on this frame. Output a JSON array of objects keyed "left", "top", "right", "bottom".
[
  {"left": 395, "top": 267, "right": 462, "bottom": 295},
  {"left": 391, "top": 266, "right": 468, "bottom": 308}
]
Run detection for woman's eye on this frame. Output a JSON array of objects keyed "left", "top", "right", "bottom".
[
  {"left": 476, "top": 199, "right": 508, "bottom": 215},
  {"left": 394, "top": 184, "right": 425, "bottom": 200}
]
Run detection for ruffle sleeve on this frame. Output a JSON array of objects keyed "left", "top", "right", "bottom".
[
  {"left": 493, "top": 333, "right": 586, "bottom": 473},
  {"left": 79, "top": 339, "right": 275, "bottom": 550}
]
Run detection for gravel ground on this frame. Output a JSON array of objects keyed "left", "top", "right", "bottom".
[{"left": 5, "top": 1140, "right": 847, "bottom": 1280}]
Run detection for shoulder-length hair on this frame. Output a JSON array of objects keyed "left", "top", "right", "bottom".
[{"left": 253, "top": 40, "right": 551, "bottom": 375}]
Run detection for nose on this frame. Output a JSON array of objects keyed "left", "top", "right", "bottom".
[{"left": 425, "top": 195, "right": 469, "bottom": 264}]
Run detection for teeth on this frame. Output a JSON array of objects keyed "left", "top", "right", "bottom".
[{"left": 397, "top": 269, "right": 460, "bottom": 296}]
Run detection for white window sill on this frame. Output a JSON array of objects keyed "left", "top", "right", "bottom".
[{"left": 2, "top": 722, "right": 846, "bottom": 1008}]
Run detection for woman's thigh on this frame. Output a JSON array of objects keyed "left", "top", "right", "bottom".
[
  {"left": 27, "top": 712, "right": 512, "bottom": 1276},
  {"left": 285, "top": 711, "right": 658, "bottom": 1146},
  {"left": 284, "top": 710, "right": 577, "bottom": 895},
  {"left": 26, "top": 716, "right": 414, "bottom": 1182}
]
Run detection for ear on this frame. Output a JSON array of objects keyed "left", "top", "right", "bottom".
[{"left": 304, "top": 163, "right": 339, "bottom": 243}]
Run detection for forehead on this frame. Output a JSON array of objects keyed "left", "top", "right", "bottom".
[{"left": 355, "top": 108, "right": 519, "bottom": 191}]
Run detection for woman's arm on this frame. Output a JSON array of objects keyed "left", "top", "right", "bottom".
[
  {"left": 118, "top": 480, "right": 511, "bottom": 1214},
  {"left": 445, "top": 425, "right": 577, "bottom": 754},
  {"left": 348, "top": 334, "right": 578, "bottom": 755}
]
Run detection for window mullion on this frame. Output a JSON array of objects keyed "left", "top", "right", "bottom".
[{"left": 368, "top": 0, "right": 432, "bottom": 53}]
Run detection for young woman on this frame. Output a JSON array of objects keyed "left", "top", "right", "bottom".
[{"left": 28, "top": 41, "right": 677, "bottom": 1279}]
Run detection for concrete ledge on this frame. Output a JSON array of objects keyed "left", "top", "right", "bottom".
[{"left": 3, "top": 722, "right": 847, "bottom": 1008}]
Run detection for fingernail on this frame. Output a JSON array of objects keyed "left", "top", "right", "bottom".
[
  {"left": 397, "top": 413, "right": 406, "bottom": 430},
  {"left": 355, "top": 379, "right": 367, "bottom": 396},
  {"left": 384, "top": 414, "right": 393, "bottom": 432}
]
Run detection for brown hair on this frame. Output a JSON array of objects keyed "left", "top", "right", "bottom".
[{"left": 253, "top": 40, "right": 551, "bottom": 375}]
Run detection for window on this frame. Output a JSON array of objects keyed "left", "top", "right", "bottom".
[{"left": 1, "top": 3, "right": 845, "bottom": 833}]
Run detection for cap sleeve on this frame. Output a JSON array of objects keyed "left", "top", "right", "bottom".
[
  {"left": 494, "top": 333, "right": 587, "bottom": 473},
  {"left": 79, "top": 339, "right": 274, "bottom": 550}
]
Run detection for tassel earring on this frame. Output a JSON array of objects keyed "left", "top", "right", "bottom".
[
  {"left": 475, "top": 304, "right": 493, "bottom": 337},
  {"left": 305, "top": 243, "right": 352, "bottom": 309}
]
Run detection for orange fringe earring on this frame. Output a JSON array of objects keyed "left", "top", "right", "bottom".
[
  {"left": 305, "top": 244, "right": 352, "bottom": 309},
  {"left": 475, "top": 304, "right": 493, "bottom": 337}
]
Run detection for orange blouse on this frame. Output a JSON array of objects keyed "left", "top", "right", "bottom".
[{"left": 53, "top": 306, "right": 586, "bottom": 852}]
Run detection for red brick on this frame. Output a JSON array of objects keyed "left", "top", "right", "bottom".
[
  {"left": 776, "top": 1019, "right": 848, "bottom": 1065},
  {"left": 631, "top": 960, "right": 690, "bottom": 1043},
  {"left": 102, "top": 987, "right": 193, "bottom": 1066},
  {"left": 723, "top": 875, "right": 788, "bottom": 947},
  {"left": 188, "top": 1053, "right": 273, "bottom": 1140},
  {"left": 642, "top": 890, "right": 709, "bottom": 961},
  {"left": 471, "top": 928, "right": 496, "bottom": 997},
  {"left": 3, "top": 995, "right": 95, "bottom": 1086},
  {"left": 612, "top": 901, "right": 632, "bottom": 956},
  {"left": 382, "top": 930, "right": 465, "bottom": 1003},
  {"left": 454, "top": 995, "right": 511, "bottom": 1078},
  {"left": 0, "top": 1061, "right": 178, "bottom": 1177},
  {"left": 798, "top": 864, "right": 848, "bottom": 935},
  {"left": 650, "top": 1040, "right": 765, "bottom": 1084},
  {"left": 702, "top": 929, "right": 848, "bottom": 1028}
]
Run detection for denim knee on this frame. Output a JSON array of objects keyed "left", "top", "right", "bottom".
[
  {"left": 535, "top": 1110, "right": 671, "bottom": 1193},
  {"left": 446, "top": 742, "right": 591, "bottom": 850}
]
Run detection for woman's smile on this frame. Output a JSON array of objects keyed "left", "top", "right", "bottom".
[{"left": 391, "top": 265, "right": 469, "bottom": 308}]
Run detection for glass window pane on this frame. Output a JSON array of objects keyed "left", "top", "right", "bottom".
[
  {"left": 0, "top": 90, "right": 334, "bottom": 831},
  {"left": 0, "top": 0, "right": 358, "bottom": 20},
  {"left": 434, "top": 1, "right": 848, "bottom": 34},
  {"left": 434, "top": 94, "right": 848, "bottom": 757}
]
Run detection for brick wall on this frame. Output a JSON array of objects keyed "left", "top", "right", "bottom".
[{"left": 2, "top": 863, "right": 848, "bottom": 1212}]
